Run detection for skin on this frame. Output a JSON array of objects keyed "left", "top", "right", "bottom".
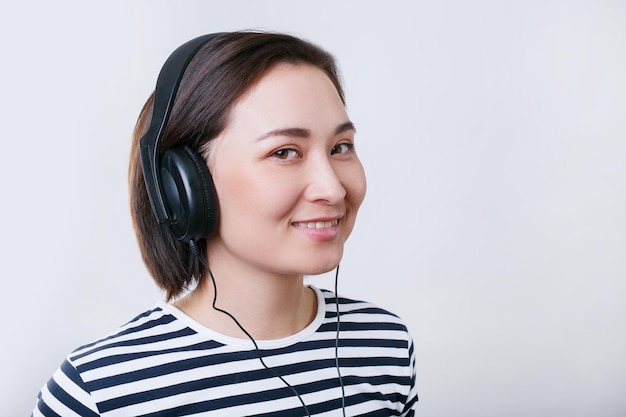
[{"left": 175, "top": 63, "right": 366, "bottom": 340}]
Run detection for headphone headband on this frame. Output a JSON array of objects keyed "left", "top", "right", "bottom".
[{"left": 139, "top": 33, "right": 222, "bottom": 225}]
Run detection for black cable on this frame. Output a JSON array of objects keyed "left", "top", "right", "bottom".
[
  {"left": 188, "top": 240, "right": 311, "bottom": 417},
  {"left": 334, "top": 264, "right": 347, "bottom": 417}
]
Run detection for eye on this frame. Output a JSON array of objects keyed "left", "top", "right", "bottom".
[
  {"left": 273, "top": 148, "right": 300, "bottom": 160},
  {"left": 331, "top": 142, "right": 355, "bottom": 155}
]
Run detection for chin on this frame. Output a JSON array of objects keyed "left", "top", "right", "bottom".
[
  {"left": 305, "top": 264, "right": 339, "bottom": 276},
  {"left": 302, "top": 251, "right": 344, "bottom": 275}
]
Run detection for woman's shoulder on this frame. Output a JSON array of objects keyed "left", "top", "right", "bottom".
[
  {"left": 317, "top": 287, "right": 411, "bottom": 336},
  {"left": 66, "top": 302, "right": 208, "bottom": 367}
]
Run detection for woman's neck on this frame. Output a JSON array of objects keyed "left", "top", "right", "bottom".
[{"left": 173, "top": 259, "right": 318, "bottom": 341}]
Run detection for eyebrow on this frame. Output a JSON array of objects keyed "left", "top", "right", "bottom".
[{"left": 256, "top": 121, "right": 356, "bottom": 141}]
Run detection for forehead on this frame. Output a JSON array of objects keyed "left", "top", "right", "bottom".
[{"left": 227, "top": 62, "right": 348, "bottom": 129}]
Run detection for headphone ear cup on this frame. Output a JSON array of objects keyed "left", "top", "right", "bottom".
[{"left": 159, "top": 145, "right": 218, "bottom": 241}]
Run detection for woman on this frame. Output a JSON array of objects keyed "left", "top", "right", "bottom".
[{"left": 32, "top": 31, "right": 418, "bottom": 416}]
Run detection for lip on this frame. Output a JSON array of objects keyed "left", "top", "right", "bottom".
[
  {"left": 292, "top": 217, "right": 342, "bottom": 241},
  {"left": 291, "top": 218, "right": 339, "bottom": 229}
]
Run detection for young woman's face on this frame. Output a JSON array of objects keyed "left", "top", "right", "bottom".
[{"left": 207, "top": 63, "right": 366, "bottom": 276}]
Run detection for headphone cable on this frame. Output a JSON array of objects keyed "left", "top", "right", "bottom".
[
  {"left": 189, "top": 240, "right": 311, "bottom": 416},
  {"left": 334, "top": 264, "right": 347, "bottom": 417},
  {"left": 189, "top": 239, "right": 347, "bottom": 416}
]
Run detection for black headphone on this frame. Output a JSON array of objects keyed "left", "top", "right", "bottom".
[{"left": 139, "top": 33, "right": 223, "bottom": 242}]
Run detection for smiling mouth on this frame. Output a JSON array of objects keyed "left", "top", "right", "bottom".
[{"left": 292, "top": 219, "right": 339, "bottom": 229}]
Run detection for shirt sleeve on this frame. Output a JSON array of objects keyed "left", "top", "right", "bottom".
[
  {"left": 401, "top": 332, "right": 419, "bottom": 416},
  {"left": 31, "top": 359, "right": 100, "bottom": 417}
]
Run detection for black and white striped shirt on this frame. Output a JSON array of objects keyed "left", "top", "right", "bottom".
[{"left": 32, "top": 287, "right": 418, "bottom": 416}]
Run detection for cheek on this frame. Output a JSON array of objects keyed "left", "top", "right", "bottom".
[
  {"left": 215, "top": 167, "right": 300, "bottom": 225},
  {"left": 346, "top": 163, "right": 367, "bottom": 210}
]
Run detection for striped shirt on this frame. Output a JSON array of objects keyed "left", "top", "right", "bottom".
[{"left": 32, "top": 286, "right": 418, "bottom": 416}]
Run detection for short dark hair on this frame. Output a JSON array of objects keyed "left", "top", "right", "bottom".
[{"left": 128, "top": 31, "right": 345, "bottom": 300}]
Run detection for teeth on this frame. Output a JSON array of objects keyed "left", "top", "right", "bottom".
[{"left": 295, "top": 219, "right": 338, "bottom": 229}]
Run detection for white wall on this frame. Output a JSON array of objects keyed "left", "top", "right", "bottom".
[{"left": 2, "top": 1, "right": 625, "bottom": 416}]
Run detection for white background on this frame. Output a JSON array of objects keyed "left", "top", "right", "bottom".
[{"left": 2, "top": 1, "right": 625, "bottom": 416}]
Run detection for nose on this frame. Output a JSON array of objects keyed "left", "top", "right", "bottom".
[{"left": 304, "top": 156, "right": 346, "bottom": 204}]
